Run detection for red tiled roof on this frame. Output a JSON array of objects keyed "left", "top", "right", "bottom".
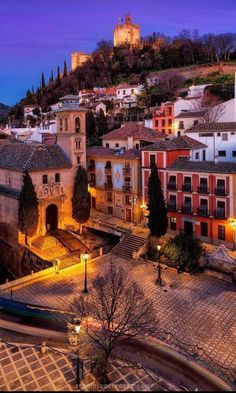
[
  {"left": 102, "top": 123, "right": 165, "bottom": 141},
  {"left": 87, "top": 146, "right": 141, "bottom": 160},
  {"left": 186, "top": 122, "right": 236, "bottom": 133},
  {"left": 169, "top": 156, "right": 236, "bottom": 174},
  {"left": 141, "top": 135, "right": 207, "bottom": 151}
]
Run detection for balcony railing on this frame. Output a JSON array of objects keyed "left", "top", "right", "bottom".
[
  {"left": 167, "top": 204, "right": 177, "bottom": 212},
  {"left": 214, "top": 188, "right": 226, "bottom": 196},
  {"left": 214, "top": 209, "right": 226, "bottom": 219},
  {"left": 198, "top": 186, "right": 209, "bottom": 194},
  {"left": 197, "top": 207, "right": 209, "bottom": 217},
  {"left": 122, "top": 184, "right": 132, "bottom": 193},
  {"left": 104, "top": 182, "right": 113, "bottom": 190},
  {"left": 181, "top": 205, "right": 192, "bottom": 214},
  {"left": 182, "top": 183, "right": 192, "bottom": 192},
  {"left": 105, "top": 166, "right": 112, "bottom": 174},
  {"left": 167, "top": 183, "right": 177, "bottom": 191},
  {"left": 123, "top": 167, "right": 131, "bottom": 175}
]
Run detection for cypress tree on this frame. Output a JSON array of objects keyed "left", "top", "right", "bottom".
[
  {"left": 49, "top": 70, "right": 54, "bottom": 83},
  {"left": 63, "top": 60, "right": 68, "bottom": 78},
  {"left": 18, "top": 171, "right": 39, "bottom": 245},
  {"left": 86, "top": 110, "right": 96, "bottom": 139},
  {"left": 97, "top": 108, "right": 108, "bottom": 137},
  {"left": 147, "top": 165, "right": 168, "bottom": 243},
  {"left": 41, "top": 72, "right": 46, "bottom": 89},
  {"left": 72, "top": 165, "right": 91, "bottom": 233},
  {"left": 56, "top": 66, "right": 61, "bottom": 85}
]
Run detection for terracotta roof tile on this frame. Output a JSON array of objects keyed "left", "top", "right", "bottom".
[
  {"left": 141, "top": 135, "right": 207, "bottom": 151},
  {"left": 87, "top": 146, "right": 141, "bottom": 159},
  {"left": 169, "top": 156, "right": 236, "bottom": 173},
  {"left": 186, "top": 122, "right": 236, "bottom": 133},
  {"left": 102, "top": 123, "right": 165, "bottom": 141},
  {"left": 175, "top": 110, "right": 207, "bottom": 119}
]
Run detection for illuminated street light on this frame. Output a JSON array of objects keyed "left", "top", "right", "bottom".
[
  {"left": 229, "top": 219, "right": 236, "bottom": 250},
  {"left": 68, "top": 317, "right": 83, "bottom": 389},
  {"left": 156, "top": 244, "right": 164, "bottom": 286},
  {"left": 81, "top": 252, "right": 89, "bottom": 294}
]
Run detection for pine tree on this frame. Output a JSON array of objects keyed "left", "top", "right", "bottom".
[
  {"left": 63, "top": 60, "right": 68, "bottom": 78},
  {"left": 41, "top": 72, "right": 46, "bottom": 89},
  {"left": 97, "top": 108, "right": 108, "bottom": 137},
  {"left": 18, "top": 171, "right": 39, "bottom": 245},
  {"left": 86, "top": 110, "right": 96, "bottom": 139},
  {"left": 147, "top": 165, "right": 168, "bottom": 244},
  {"left": 72, "top": 165, "right": 91, "bottom": 233}
]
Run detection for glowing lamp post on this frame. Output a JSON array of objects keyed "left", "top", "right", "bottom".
[
  {"left": 68, "top": 317, "right": 83, "bottom": 389},
  {"left": 81, "top": 252, "right": 89, "bottom": 294},
  {"left": 156, "top": 244, "right": 163, "bottom": 286},
  {"left": 229, "top": 219, "right": 236, "bottom": 250}
]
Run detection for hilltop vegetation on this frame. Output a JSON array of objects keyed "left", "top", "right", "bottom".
[{"left": 8, "top": 30, "right": 236, "bottom": 123}]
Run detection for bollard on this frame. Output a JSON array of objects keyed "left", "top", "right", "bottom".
[
  {"left": 31, "top": 270, "right": 34, "bottom": 277},
  {"left": 99, "top": 247, "right": 103, "bottom": 257},
  {"left": 40, "top": 341, "right": 47, "bottom": 354}
]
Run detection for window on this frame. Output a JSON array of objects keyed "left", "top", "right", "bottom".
[
  {"left": 55, "top": 173, "right": 60, "bottom": 183},
  {"left": 150, "top": 154, "right": 156, "bottom": 168},
  {"left": 177, "top": 131, "right": 181, "bottom": 137},
  {"left": 201, "top": 222, "right": 208, "bottom": 237},
  {"left": 59, "top": 118, "right": 63, "bottom": 132},
  {"left": 75, "top": 117, "right": 80, "bottom": 133},
  {"left": 76, "top": 140, "right": 80, "bottom": 149},
  {"left": 77, "top": 157, "right": 80, "bottom": 164},
  {"left": 179, "top": 121, "right": 184, "bottom": 129},
  {"left": 131, "top": 89, "right": 134, "bottom": 94},
  {"left": 217, "top": 179, "right": 225, "bottom": 190},
  {"left": 107, "top": 192, "right": 112, "bottom": 202},
  {"left": 222, "top": 133, "right": 228, "bottom": 141},
  {"left": 161, "top": 119, "right": 165, "bottom": 127},
  {"left": 168, "top": 119, "right": 172, "bottom": 125},
  {"left": 65, "top": 117, "right": 68, "bottom": 132},
  {"left": 136, "top": 144, "right": 139, "bottom": 150},
  {"left": 195, "top": 152, "right": 199, "bottom": 160},
  {"left": 125, "top": 195, "right": 132, "bottom": 206},
  {"left": 168, "top": 107, "right": 172, "bottom": 116},
  {"left": 218, "top": 225, "right": 225, "bottom": 240},
  {"left": 118, "top": 90, "right": 120, "bottom": 95},
  {"left": 218, "top": 151, "right": 226, "bottom": 157},
  {"left": 115, "top": 143, "right": 119, "bottom": 148},
  {"left": 203, "top": 150, "right": 206, "bottom": 161},
  {"left": 155, "top": 120, "right": 158, "bottom": 127},
  {"left": 123, "top": 90, "right": 125, "bottom": 95},
  {"left": 42, "top": 175, "right": 48, "bottom": 184},
  {"left": 105, "top": 160, "right": 111, "bottom": 169},
  {"left": 106, "top": 143, "right": 109, "bottom": 148},
  {"left": 170, "top": 217, "right": 177, "bottom": 230},
  {"left": 193, "top": 120, "right": 199, "bottom": 125},
  {"left": 199, "top": 133, "right": 213, "bottom": 137},
  {"left": 217, "top": 132, "right": 221, "bottom": 137},
  {"left": 231, "top": 132, "right": 235, "bottom": 135},
  {"left": 232, "top": 151, "right": 236, "bottom": 157}
]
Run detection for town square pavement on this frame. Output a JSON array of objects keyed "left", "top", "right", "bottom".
[{"left": 1, "top": 254, "right": 236, "bottom": 385}]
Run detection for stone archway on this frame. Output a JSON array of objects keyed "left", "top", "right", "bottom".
[{"left": 46, "top": 204, "right": 58, "bottom": 232}]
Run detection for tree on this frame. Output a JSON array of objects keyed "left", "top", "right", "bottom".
[
  {"left": 18, "top": 171, "right": 39, "bottom": 245},
  {"left": 56, "top": 66, "right": 61, "bottom": 85},
  {"left": 72, "top": 165, "right": 91, "bottom": 233},
  {"left": 97, "top": 108, "right": 108, "bottom": 137},
  {"left": 164, "top": 231, "right": 204, "bottom": 273},
  {"left": 63, "top": 60, "right": 68, "bottom": 78},
  {"left": 73, "top": 260, "right": 158, "bottom": 384},
  {"left": 86, "top": 110, "right": 96, "bottom": 139},
  {"left": 41, "top": 72, "right": 46, "bottom": 89},
  {"left": 147, "top": 165, "right": 168, "bottom": 249},
  {"left": 49, "top": 70, "right": 54, "bottom": 83}
]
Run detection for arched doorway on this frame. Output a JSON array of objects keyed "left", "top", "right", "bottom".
[{"left": 46, "top": 204, "right": 58, "bottom": 232}]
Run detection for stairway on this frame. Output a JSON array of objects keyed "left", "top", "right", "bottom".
[
  {"left": 32, "top": 235, "right": 60, "bottom": 250},
  {"left": 111, "top": 233, "right": 147, "bottom": 260}
]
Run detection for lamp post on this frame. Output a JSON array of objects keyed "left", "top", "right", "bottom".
[
  {"left": 68, "top": 317, "right": 83, "bottom": 389},
  {"left": 156, "top": 244, "right": 163, "bottom": 286},
  {"left": 81, "top": 253, "right": 89, "bottom": 294},
  {"left": 230, "top": 219, "right": 236, "bottom": 250}
]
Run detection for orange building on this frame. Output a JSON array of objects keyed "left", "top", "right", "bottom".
[
  {"left": 152, "top": 102, "right": 174, "bottom": 135},
  {"left": 141, "top": 136, "right": 236, "bottom": 249}
]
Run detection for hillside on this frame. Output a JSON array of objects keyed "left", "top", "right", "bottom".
[{"left": 0, "top": 103, "right": 11, "bottom": 117}]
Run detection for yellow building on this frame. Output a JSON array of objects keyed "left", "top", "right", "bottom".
[
  {"left": 71, "top": 52, "right": 92, "bottom": 71},
  {"left": 114, "top": 15, "right": 140, "bottom": 47}
]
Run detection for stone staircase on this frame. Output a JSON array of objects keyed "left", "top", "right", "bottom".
[
  {"left": 32, "top": 235, "right": 61, "bottom": 250},
  {"left": 111, "top": 233, "right": 147, "bottom": 260}
]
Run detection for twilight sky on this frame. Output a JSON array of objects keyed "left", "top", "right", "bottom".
[{"left": 1, "top": 0, "right": 236, "bottom": 105}]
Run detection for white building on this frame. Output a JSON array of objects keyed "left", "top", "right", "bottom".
[
  {"left": 24, "top": 105, "right": 41, "bottom": 120},
  {"left": 146, "top": 73, "right": 159, "bottom": 87},
  {"left": 116, "top": 84, "right": 143, "bottom": 100}
]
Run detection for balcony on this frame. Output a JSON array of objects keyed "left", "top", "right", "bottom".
[
  {"left": 182, "top": 183, "right": 192, "bottom": 192},
  {"left": 123, "top": 167, "right": 131, "bottom": 175},
  {"left": 167, "top": 203, "right": 177, "bottom": 212},
  {"left": 198, "top": 186, "right": 209, "bottom": 194},
  {"left": 104, "top": 182, "right": 113, "bottom": 190},
  {"left": 197, "top": 207, "right": 209, "bottom": 217},
  {"left": 181, "top": 205, "right": 192, "bottom": 215},
  {"left": 88, "top": 164, "right": 95, "bottom": 171},
  {"left": 214, "top": 188, "right": 227, "bottom": 196},
  {"left": 214, "top": 209, "right": 226, "bottom": 219},
  {"left": 167, "top": 183, "right": 177, "bottom": 191},
  {"left": 105, "top": 166, "right": 112, "bottom": 174},
  {"left": 122, "top": 184, "right": 132, "bottom": 193}
]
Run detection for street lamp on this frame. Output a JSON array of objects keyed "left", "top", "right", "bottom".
[
  {"left": 81, "top": 252, "right": 89, "bottom": 294},
  {"left": 229, "top": 219, "right": 236, "bottom": 250},
  {"left": 156, "top": 244, "right": 163, "bottom": 286},
  {"left": 68, "top": 317, "right": 83, "bottom": 389}
]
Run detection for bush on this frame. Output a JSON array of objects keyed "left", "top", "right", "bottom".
[{"left": 164, "top": 231, "right": 204, "bottom": 273}]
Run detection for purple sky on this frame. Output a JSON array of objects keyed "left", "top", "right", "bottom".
[{"left": 1, "top": 0, "right": 236, "bottom": 105}]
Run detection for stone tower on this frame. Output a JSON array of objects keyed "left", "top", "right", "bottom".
[
  {"left": 114, "top": 15, "right": 140, "bottom": 47},
  {"left": 55, "top": 95, "right": 87, "bottom": 170},
  {"left": 71, "top": 52, "right": 92, "bottom": 72}
]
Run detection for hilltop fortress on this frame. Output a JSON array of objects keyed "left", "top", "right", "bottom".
[{"left": 71, "top": 14, "right": 140, "bottom": 71}]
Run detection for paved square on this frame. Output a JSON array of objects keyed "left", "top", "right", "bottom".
[{"left": 1, "top": 254, "right": 236, "bottom": 383}]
